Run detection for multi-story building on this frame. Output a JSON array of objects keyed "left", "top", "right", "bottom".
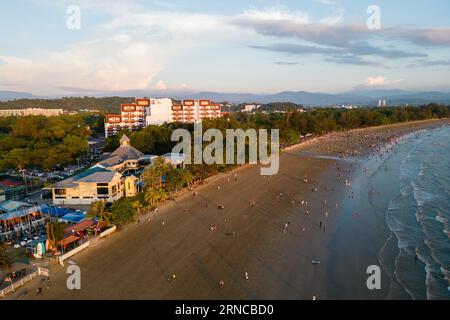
[
  {"left": 145, "top": 98, "right": 174, "bottom": 125},
  {"left": 171, "top": 100, "right": 221, "bottom": 123},
  {"left": 105, "top": 98, "right": 222, "bottom": 137},
  {"left": 0, "top": 108, "right": 64, "bottom": 117},
  {"left": 104, "top": 98, "right": 150, "bottom": 137}
]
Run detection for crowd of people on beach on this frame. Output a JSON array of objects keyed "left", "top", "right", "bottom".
[{"left": 120, "top": 125, "right": 415, "bottom": 300}]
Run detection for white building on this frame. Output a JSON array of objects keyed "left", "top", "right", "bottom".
[
  {"left": 0, "top": 108, "right": 64, "bottom": 117},
  {"left": 145, "top": 98, "right": 174, "bottom": 125},
  {"left": 378, "top": 100, "right": 387, "bottom": 107},
  {"left": 243, "top": 104, "right": 261, "bottom": 112}
]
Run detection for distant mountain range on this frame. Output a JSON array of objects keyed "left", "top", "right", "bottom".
[
  {"left": 0, "top": 90, "right": 39, "bottom": 101},
  {"left": 1, "top": 89, "right": 450, "bottom": 106}
]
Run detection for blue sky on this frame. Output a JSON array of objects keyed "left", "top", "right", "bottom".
[{"left": 0, "top": 0, "right": 449, "bottom": 95}]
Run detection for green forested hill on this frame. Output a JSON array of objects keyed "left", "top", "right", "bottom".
[{"left": 0, "top": 96, "right": 136, "bottom": 113}]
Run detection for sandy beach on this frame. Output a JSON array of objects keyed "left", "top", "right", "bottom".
[{"left": 8, "top": 118, "right": 450, "bottom": 300}]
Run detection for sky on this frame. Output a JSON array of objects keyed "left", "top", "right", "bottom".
[{"left": 0, "top": 0, "right": 449, "bottom": 96}]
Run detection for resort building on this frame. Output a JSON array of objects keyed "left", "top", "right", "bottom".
[
  {"left": 46, "top": 135, "right": 142, "bottom": 205},
  {"left": 104, "top": 98, "right": 150, "bottom": 137},
  {"left": 45, "top": 134, "right": 184, "bottom": 205},
  {"left": 104, "top": 98, "right": 222, "bottom": 137},
  {"left": 0, "top": 108, "right": 64, "bottom": 117},
  {"left": 171, "top": 100, "right": 222, "bottom": 123},
  {"left": 145, "top": 98, "right": 174, "bottom": 125},
  {"left": 95, "top": 135, "right": 144, "bottom": 173}
]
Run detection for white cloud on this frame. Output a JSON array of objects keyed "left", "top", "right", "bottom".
[
  {"left": 364, "top": 76, "right": 402, "bottom": 87},
  {"left": 237, "top": 7, "right": 310, "bottom": 23},
  {"left": 0, "top": 36, "right": 169, "bottom": 94},
  {"left": 153, "top": 80, "right": 168, "bottom": 91}
]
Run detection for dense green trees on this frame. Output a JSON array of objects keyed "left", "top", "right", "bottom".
[
  {"left": 0, "top": 114, "right": 91, "bottom": 171},
  {"left": 0, "top": 96, "right": 134, "bottom": 113}
]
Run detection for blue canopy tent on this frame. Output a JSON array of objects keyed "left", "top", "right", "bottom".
[
  {"left": 39, "top": 206, "right": 76, "bottom": 218},
  {"left": 58, "top": 212, "right": 85, "bottom": 224}
]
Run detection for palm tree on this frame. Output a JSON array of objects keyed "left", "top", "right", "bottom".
[
  {"left": 167, "top": 168, "right": 182, "bottom": 193},
  {"left": 88, "top": 200, "right": 112, "bottom": 231},
  {"left": 157, "top": 187, "right": 169, "bottom": 203},
  {"left": 141, "top": 166, "right": 161, "bottom": 188},
  {"left": 152, "top": 156, "right": 173, "bottom": 187},
  {"left": 179, "top": 169, "right": 194, "bottom": 187},
  {"left": 45, "top": 222, "right": 66, "bottom": 251},
  {"left": 144, "top": 187, "right": 161, "bottom": 207},
  {"left": 144, "top": 187, "right": 169, "bottom": 207},
  {"left": 131, "top": 200, "right": 143, "bottom": 220}
]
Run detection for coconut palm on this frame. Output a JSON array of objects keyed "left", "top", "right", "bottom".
[
  {"left": 145, "top": 187, "right": 169, "bottom": 207},
  {"left": 131, "top": 200, "right": 144, "bottom": 218},
  {"left": 166, "top": 168, "right": 182, "bottom": 193},
  {"left": 141, "top": 166, "right": 161, "bottom": 188},
  {"left": 179, "top": 169, "right": 194, "bottom": 187},
  {"left": 45, "top": 222, "right": 66, "bottom": 250},
  {"left": 88, "top": 200, "right": 112, "bottom": 229},
  {"left": 145, "top": 187, "right": 161, "bottom": 207},
  {"left": 152, "top": 156, "right": 173, "bottom": 187},
  {"left": 157, "top": 187, "right": 169, "bottom": 203}
]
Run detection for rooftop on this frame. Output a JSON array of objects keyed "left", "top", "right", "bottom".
[{"left": 48, "top": 166, "right": 119, "bottom": 189}]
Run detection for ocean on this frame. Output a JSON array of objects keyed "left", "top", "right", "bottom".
[{"left": 366, "top": 124, "right": 450, "bottom": 300}]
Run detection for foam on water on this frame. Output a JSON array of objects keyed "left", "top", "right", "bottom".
[{"left": 381, "top": 125, "right": 450, "bottom": 299}]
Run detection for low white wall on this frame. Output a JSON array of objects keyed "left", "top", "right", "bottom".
[
  {"left": 0, "top": 270, "right": 39, "bottom": 298},
  {"left": 59, "top": 241, "right": 90, "bottom": 263},
  {"left": 100, "top": 226, "right": 116, "bottom": 238}
]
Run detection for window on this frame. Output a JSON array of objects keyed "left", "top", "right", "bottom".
[
  {"left": 55, "top": 189, "right": 66, "bottom": 195},
  {"left": 97, "top": 187, "right": 109, "bottom": 195}
]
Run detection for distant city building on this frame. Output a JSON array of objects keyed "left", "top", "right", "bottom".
[
  {"left": 104, "top": 98, "right": 222, "bottom": 137},
  {"left": 243, "top": 104, "right": 261, "bottom": 112},
  {"left": 342, "top": 104, "right": 358, "bottom": 110},
  {"left": 378, "top": 100, "right": 387, "bottom": 107},
  {"left": 0, "top": 108, "right": 64, "bottom": 117}
]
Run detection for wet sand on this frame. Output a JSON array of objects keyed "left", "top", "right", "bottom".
[{"left": 8, "top": 118, "right": 449, "bottom": 300}]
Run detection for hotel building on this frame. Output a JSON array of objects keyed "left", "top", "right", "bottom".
[
  {"left": 105, "top": 98, "right": 222, "bottom": 137},
  {"left": 104, "top": 98, "right": 150, "bottom": 137},
  {"left": 171, "top": 100, "right": 222, "bottom": 123}
]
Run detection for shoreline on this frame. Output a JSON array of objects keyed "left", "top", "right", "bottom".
[{"left": 6, "top": 118, "right": 450, "bottom": 300}]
